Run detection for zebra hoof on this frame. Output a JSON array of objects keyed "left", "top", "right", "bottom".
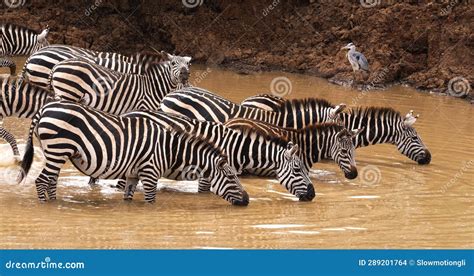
[
  {"left": 232, "top": 190, "right": 249, "bottom": 206},
  {"left": 299, "top": 184, "right": 315, "bottom": 202}
]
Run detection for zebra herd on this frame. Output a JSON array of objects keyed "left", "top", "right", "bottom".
[{"left": 0, "top": 23, "right": 431, "bottom": 207}]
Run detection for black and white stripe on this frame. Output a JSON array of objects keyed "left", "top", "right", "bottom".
[
  {"left": 48, "top": 53, "right": 190, "bottom": 115},
  {"left": 160, "top": 87, "right": 345, "bottom": 128},
  {"left": 18, "top": 101, "right": 249, "bottom": 205},
  {"left": 240, "top": 94, "right": 431, "bottom": 164},
  {"left": 22, "top": 44, "right": 171, "bottom": 89},
  {"left": 0, "top": 24, "right": 49, "bottom": 56},
  {"left": 119, "top": 110, "right": 315, "bottom": 201},
  {"left": 224, "top": 118, "right": 361, "bottom": 179}
]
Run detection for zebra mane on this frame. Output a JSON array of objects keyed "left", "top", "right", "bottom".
[
  {"left": 228, "top": 124, "right": 289, "bottom": 148},
  {"left": 275, "top": 97, "right": 334, "bottom": 111},
  {"left": 286, "top": 122, "right": 345, "bottom": 134},
  {"left": 347, "top": 106, "right": 402, "bottom": 120},
  {"left": 1, "top": 23, "right": 41, "bottom": 35},
  {"left": 131, "top": 51, "right": 167, "bottom": 72}
]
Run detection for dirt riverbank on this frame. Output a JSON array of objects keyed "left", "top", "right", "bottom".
[{"left": 1, "top": 0, "right": 472, "bottom": 99}]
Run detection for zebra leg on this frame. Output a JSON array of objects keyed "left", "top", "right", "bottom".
[
  {"left": 46, "top": 175, "right": 59, "bottom": 200},
  {"left": 198, "top": 178, "right": 211, "bottom": 193},
  {"left": 139, "top": 173, "right": 159, "bottom": 203},
  {"left": 123, "top": 178, "right": 138, "bottom": 201},
  {"left": 35, "top": 169, "right": 59, "bottom": 202},
  {"left": 39, "top": 150, "right": 67, "bottom": 201},
  {"left": 115, "top": 179, "right": 126, "bottom": 190},
  {"left": 88, "top": 177, "right": 98, "bottom": 187}
]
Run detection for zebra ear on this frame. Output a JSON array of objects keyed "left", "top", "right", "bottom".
[
  {"left": 349, "top": 127, "right": 365, "bottom": 137},
  {"left": 404, "top": 110, "right": 419, "bottom": 127},
  {"left": 330, "top": 103, "right": 346, "bottom": 117},
  {"left": 336, "top": 129, "right": 350, "bottom": 140},
  {"left": 38, "top": 27, "right": 49, "bottom": 41},
  {"left": 217, "top": 157, "right": 227, "bottom": 169},
  {"left": 285, "top": 142, "right": 299, "bottom": 157}
]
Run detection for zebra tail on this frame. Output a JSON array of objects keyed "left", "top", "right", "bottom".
[{"left": 17, "top": 112, "right": 40, "bottom": 183}]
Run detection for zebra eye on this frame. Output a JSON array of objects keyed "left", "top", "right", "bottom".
[
  {"left": 341, "top": 149, "right": 348, "bottom": 154},
  {"left": 171, "top": 61, "right": 176, "bottom": 66},
  {"left": 411, "top": 137, "right": 418, "bottom": 141}
]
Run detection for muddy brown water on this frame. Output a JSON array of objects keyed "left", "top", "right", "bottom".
[{"left": 0, "top": 61, "right": 472, "bottom": 249}]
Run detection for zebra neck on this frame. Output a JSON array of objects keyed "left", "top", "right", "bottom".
[
  {"left": 147, "top": 64, "right": 178, "bottom": 101},
  {"left": 284, "top": 130, "right": 313, "bottom": 169},
  {"left": 225, "top": 130, "right": 281, "bottom": 173},
  {"left": 311, "top": 129, "right": 333, "bottom": 162},
  {"left": 340, "top": 113, "right": 397, "bottom": 147}
]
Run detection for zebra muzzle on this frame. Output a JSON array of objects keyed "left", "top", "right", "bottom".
[
  {"left": 344, "top": 166, "right": 358, "bottom": 179},
  {"left": 417, "top": 149, "right": 431, "bottom": 165},
  {"left": 232, "top": 190, "right": 249, "bottom": 206},
  {"left": 299, "top": 183, "right": 315, "bottom": 202}
]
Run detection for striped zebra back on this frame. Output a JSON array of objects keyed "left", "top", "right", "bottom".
[
  {"left": 240, "top": 94, "right": 285, "bottom": 111},
  {"left": 0, "top": 24, "right": 49, "bottom": 56},
  {"left": 160, "top": 87, "right": 344, "bottom": 128},
  {"left": 22, "top": 44, "right": 97, "bottom": 88}
]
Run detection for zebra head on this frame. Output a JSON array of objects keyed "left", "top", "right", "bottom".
[
  {"left": 161, "top": 51, "right": 191, "bottom": 86},
  {"left": 331, "top": 128, "right": 361, "bottom": 179},
  {"left": 209, "top": 157, "right": 249, "bottom": 206},
  {"left": 395, "top": 110, "right": 431, "bottom": 165},
  {"left": 278, "top": 142, "right": 315, "bottom": 201}
]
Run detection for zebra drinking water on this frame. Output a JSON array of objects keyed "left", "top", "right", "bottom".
[
  {"left": 0, "top": 24, "right": 49, "bottom": 56},
  {"left": 18, "top": 101, "right": 249, "bottom": 205},
  {"left": 240, "top": 94, "right": 431, "bottom": 164},
  {"left": 159, "top": 87, "right": 346, "bottom": 128},
  {"left": 224, "top": 118, "right": 362, "bottom": 179},
  {"left": 117, "top": 110, "right": 315, "bottom": 201}
]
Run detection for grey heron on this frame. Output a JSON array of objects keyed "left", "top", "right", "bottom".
[{"left": 341, "top": 42, "right": 369, "bottom": 82}]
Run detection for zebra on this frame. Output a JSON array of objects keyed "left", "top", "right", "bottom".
[
  {"left": 0, "top": 58, "right": 16, "bottom": 75},
  {"left": 0, "top": 75, "right": 51, "bottom": 158},
  {"left": 22, "top": 44, "right": 171, "bottom": 89},
  {"left": 116, "top": 110, "right": 316, "bottom": 201},
  {"left": 224, "top": 118, "right": 361, "bottom": 179},
  {"left": 0, "top": 24, "right": 49, "bottom": 56},
  {"left": 48, "top": 52, "right": 190, "bottom": 115},
  {"left": 240, "top": 94, "right": 431, "bottom": 164},
  {"left": 159, "top": 87, "right": 346, "bottom": 128},
  {"left": 18, "top": 100, "right": 249, "bottom": 205}
]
